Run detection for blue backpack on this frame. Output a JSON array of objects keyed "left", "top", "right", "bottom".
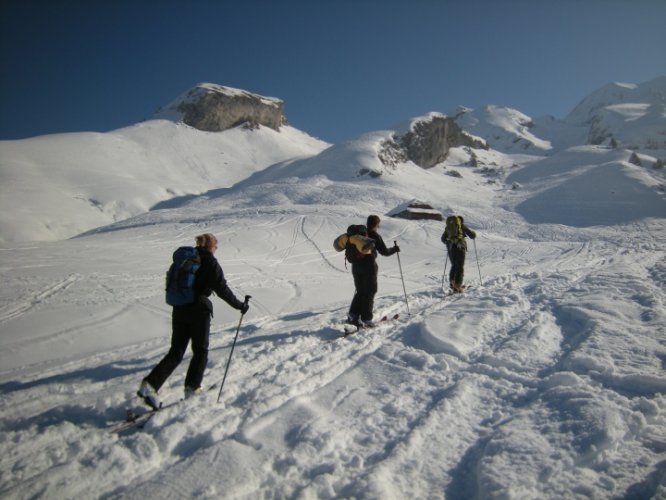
[{"left": 165, "top": 247, "right": 201, "bottom": 306}]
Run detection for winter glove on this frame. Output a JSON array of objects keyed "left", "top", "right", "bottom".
[
  {"left": 239, "top": 302, "right": 250, "bottom": 314},
  {"left": 393, "top": 243, "right": 400, "bottom": 253}
]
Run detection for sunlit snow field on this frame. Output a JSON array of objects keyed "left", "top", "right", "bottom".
[{"left": 1, "top": 85, "right": 665, "bottom": 498}]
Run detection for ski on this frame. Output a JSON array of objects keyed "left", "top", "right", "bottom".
[
  {"left": 109, "top": 403, "right": 172, "bottom": 433},
  {"left": 342, "top": 313, "right": 400, "bottom": 337},
  {"left": 109, "top": 383, "right": 217, "bottom": 433}
]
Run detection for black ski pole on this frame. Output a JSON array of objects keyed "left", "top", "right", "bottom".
[
  {"left": 473, "top": 239, "right": 482, "bottom": 286},
  {"left": 395, "top": 241, "right": 410, "bottom": 315},
  {"left": 217, "top": 295, "right": 251, "bottom": 403}
]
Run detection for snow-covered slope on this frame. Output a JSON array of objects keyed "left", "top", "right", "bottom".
[
  {"left": 565, "top": 75, "right": 666, "bottom": 148},
  {"left": 507, "top": 146, "right": 665, "bottom": 227},
  {"left": 452, "top": 105, "right": 553, "bottom": 152},
  {"left": 1, "top": 137, "right": 664, "bottom": 499},
  {"left": 0, "top": 120, "right": 328, "bottom": 243},
  {"left": 178, "top": 131, "right": 491, "bottom": 211},
  {"left": 0, "top": 78, "right": 665, "bottom": 499},
  {"left": 566, "top": 76, "right": 666, "bottom": 125}
]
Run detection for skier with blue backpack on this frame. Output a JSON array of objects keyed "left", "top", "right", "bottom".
[{"left": 137, "top": 233, "right": 249, "bottom": 409}]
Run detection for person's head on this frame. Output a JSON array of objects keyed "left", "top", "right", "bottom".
[
  {"left": 367, "top": 215, "right": 380, "bottom": 231},
  {"left": 195, "top": 233, "right": 218, "bottom": 254}
]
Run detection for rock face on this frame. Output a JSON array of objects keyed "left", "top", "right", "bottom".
[
  {"left": 155, "top": 83, "right": 286, "bottom": 132},
  {"left": 379, "top": 114, "right": 487, "bottom": 169}
]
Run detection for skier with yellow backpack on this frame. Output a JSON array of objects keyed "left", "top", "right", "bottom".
[{"left": 441, "top": 215, "right": 477, "bottom": 293}]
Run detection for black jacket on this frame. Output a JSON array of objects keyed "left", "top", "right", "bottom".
[{"left": 192, "top": 247, "right": 244, "bottom": 314}]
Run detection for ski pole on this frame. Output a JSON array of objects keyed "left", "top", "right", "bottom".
[
  {"left": 441, "top": 245, "right": 449, "bottom": 291},
  {"left": 473, "top": 239, "right": 483, "bottom": 286},
  {"left": 395, "top": 241, "right": 410, "bottom": 315},
  {"left": 217, "top": 295, "right": 251, "bottom": 403}
]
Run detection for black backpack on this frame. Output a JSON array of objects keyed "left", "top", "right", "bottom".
[{"left": 345, "top": 224, "right": 370, "bottom": 264}]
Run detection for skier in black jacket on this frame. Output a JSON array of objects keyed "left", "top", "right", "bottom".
[
  {"left": 138, "top": 233, "right": 249, "bottom": 407},
  {"left": 348, "top": 215, "right": 399, "bottom": 327}
]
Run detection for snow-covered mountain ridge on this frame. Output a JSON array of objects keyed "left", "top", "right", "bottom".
[
  {"left": 453, "top": 75, "right": 666, "bottom": 153},
  {"left": 0, "top": 76, "right": 664, "bottom": 244},
  {"left": 564, "top": 76, "right": 666, "bottom": 149}
]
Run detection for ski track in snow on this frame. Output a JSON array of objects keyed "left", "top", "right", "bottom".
[
  {"left": 0, "top": 209, "right": 664, "bottom": 499},
  {"left": 0, "top": 274, "right": 81, "bottom": 325}
]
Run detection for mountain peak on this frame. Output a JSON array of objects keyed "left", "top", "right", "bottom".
[
  {"left": 566, "top": 75, "right": 666, "bottom": 125},
  {"left": 453, "top": 105, "right": 552, "bottom": 152},
  {"left": 154, "top": 83, "right": 286, "bottom": 132},
  {"left": 563, "top": 75, "right": 666, "bottom": 148}
]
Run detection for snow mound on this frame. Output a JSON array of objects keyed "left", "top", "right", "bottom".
[{"left": 508, "top": 147, "right": 666, "bottom": 227}]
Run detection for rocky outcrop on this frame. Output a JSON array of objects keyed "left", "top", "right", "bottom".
[
  {"left": 379, "top": 114, "right": 487, "bottom": 169},
  {"left": 155, "top": 83, "right": 286, "bottom": 132}
]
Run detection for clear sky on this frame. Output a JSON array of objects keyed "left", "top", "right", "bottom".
[{"left": 1, "top": 0, "right": 665, "bottom": 144}]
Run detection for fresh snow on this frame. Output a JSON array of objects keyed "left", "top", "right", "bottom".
[
  {"left": 0, "top": 121, "right": 328, "bottom": 243},
  {"left": 453, "top": 105, "right": 553, "bottom": 152},
  {"left": 0, "top": 79, "right": 665, "bottom": 499}
]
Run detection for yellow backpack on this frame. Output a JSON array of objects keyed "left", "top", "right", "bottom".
[
  {"left": 333, "top": 225, "right": 375, "bottom": 264},
  {"left": 444, "top": 215, "right": 463, "bottom": 242}
]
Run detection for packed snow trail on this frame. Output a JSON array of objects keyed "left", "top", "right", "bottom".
[{"left": 0, "top": 209, "right": 664, "bottom": 499}]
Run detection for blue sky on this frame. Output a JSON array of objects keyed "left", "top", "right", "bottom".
[{"left": 1, "top": 0, "right": 665, "bottom": 144}]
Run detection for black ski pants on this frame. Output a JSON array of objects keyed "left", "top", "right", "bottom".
[
  {"left": 144, "top": 304, "right": 210, "bottom": 391},
  {"left": 349, "top": 263, "right": 378, "bottom": 321},
  {"left": 448, "top": 244, "right": 466, "bottom": 287}
]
